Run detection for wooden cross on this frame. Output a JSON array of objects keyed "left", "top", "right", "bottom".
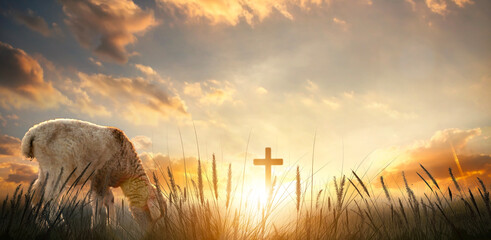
[{"left": 254, "top": 147, "right": 283, "bottom": 191}]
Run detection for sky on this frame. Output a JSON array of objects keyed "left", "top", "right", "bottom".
[{"left": 0, "top": 0, "right": 490, "bottom": 197}]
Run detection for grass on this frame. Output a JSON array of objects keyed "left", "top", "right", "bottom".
[{"left": 1, "top": 157, "right": 490, "bottom": 239}]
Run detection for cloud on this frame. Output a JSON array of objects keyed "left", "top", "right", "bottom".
[
  {"left": 425, "top": 0, "right": 448, "bottom": 15},
  {"left": 322, "top": 98, "right": 340, "bottom": 110},
  {"left": 183, "top": 80, "right": 236, "bottom": 105},
  {"left": 0, "top": 162, "right": 38, "bottom": 184},
  {"left": 61, "top": 0, "right": 158, "bottom": 63},
  {"left": 139, "top": 152, "right": 200, "bottom": 186},
  {"left": 405, "top": 0, "right": 417, "bottom": 11},
  {"left": 131, "top": 135, "right": 153, "bottom": 151},
  {"left": 61, "top": 82, "right": 112, "bottom": 117},
  {"left": 256, "top": 87, "right": 268, "bottom": 95},
  {"left": 77, "top": 72, "right": 188, "bottom": 125},
  {"left": 157, "top": 0, "right": 323, "bottom": 26},
  {"left": 89, "top": 57, "right": 103, "bottom": 67},
  {"left": 0, "top": 42, "right": 69, "bottom": 109},
  {"left": 0, "top": 134, "right": 21, "bottom": 157},
  {"left": 380, "top": 128, "right": 491, "bottom": 186},
  {"left": 305, "top": 80, "right": 318, "bottom": 92},
  {"left": 365, "top": 102, "right": 417, "bottom": 120},
  {"left": 134, "top": 64, "right": 157, "bottom": 75},
  {"left": 10, "top": 9, "right": 60, "bottom": 37},
  {"left": 452, "top": 0, "right": 473, "bottom": 8},
  {"left": 332, "top": 17, "right": 346, "bottom": 25},
  {"left": 425, "top": 0, "right": 473, "bottom": 15}
]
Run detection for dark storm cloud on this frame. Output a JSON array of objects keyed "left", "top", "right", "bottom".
[
  {"left": 10, "top": 9, "right": 59, "bottom": 37},
  {"left": 0, "top": 41, "right": 43, "bottom": 88},
  {"left": 61, "top": 0, "right": 158, "bottom": 63}
]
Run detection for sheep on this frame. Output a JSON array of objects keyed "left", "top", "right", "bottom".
[{"left": 21, "top": 118, "right": 162, "bottom": 229}]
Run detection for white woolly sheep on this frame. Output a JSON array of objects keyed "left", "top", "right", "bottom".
[{"left": 21, "top": 119, "right": 162, "bottom": 229}]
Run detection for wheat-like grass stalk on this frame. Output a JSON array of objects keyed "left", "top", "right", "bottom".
[
  {"left": 461, "top": 197, "right": 476, "bottom": 217},
  {"left": 449, "top": 168, "right": 461, "bottom": 192},
  {"left": 398, "top": 198, "right": 408, "bottom": 225},
  {"left": 420, "top": 164, "right": 440, "bottom": 190},
  {"left": 352, "top": 170, "right": 370, "bottom": 197},
  {"left": 167, "top": 166, "right": 177, "bottom": 204},
  {"left": 380, "top": 176, "right": 391, "bottom": 202},
  {"left": 476, "top": 177, "right": 491, "bottom": 217},
  {"left": 448, "top": 187, "right": 452, "bottom": 201},
  {"left": 334, "top": 176, "right": 339, "bottom": 198},
  {"left": 226, "top": 163, "right": 232, "bottom": 209},
  {"left": 334, "top": 176, "right": 346, "bottom": 209},
  {"left": 402, "top": 171, "right": 420, "bottom": 220},
  {"left": 468, "top": 189, "right": 481, "bottom": 218},
  {"left": 198, "top": 159, "right": 204, "bottom": 204},
  {"left": 417, "top": 172, "right": 434, "bottom": 192},
  {"left": 212, "top": 154, "right": 218, "bottom": 200},
  {"left": 328, "top": 196, "right": 331, "bottom": 212},
  {"left": 348, "top": 178, "right": 364, "bottom": 199},
  {"left": 296, "top": 166, "right": 301, "bottom": 212},
  {"left": 153, "top": 172, "right": 167, "bottom": 218},
  {"left": 402, "top": 171, "right": 416, "bottom": 202},
  {"left": 315, "top": 190, "right": 323, "bottom": 209}
]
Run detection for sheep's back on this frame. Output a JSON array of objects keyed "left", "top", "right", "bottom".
[{"left": 30, "top": 119, "right": 120, "bottom": 176}]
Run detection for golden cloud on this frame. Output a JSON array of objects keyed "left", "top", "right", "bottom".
[
  {"left": 425, "top": 0, "right": 473, "bottom": 15},
  {"left": 131, "top": 135, "right": 153, "bottom": 151},
  {"left": 61, "top": 0, "right": 158, "bottom": 63},
  {"left": 452, "top": 0, "right": 473, "bottom": 8},
  {"left": 0, "top": 42, "right": 69, "bottom": 109},
  {"left": 183, "top": 80, "right": 236, "bottom": 106},
  {"left": 89, "top": 57, "right": 103, "bottom": 67},
  {"left": 134, "top": 64, "right": 157, "bottom": 76},
  {"left": 0, "top": 133, "right": 39, "bottom": 197},
  {"left": 380, "top": 128, "right": 490, "bottom": 186},
  {"left": 0, "top": 162, "right": 38, "bottom": 184},
  {"left": 158, "top": 0, "right": 323, "bottom": 26},
  {"left": 63, "top": 83, "right": 112, "bottom": 118},
  {"left": 0, "top": 134, "right": 21, "bottom": 157},
  {"left": 78, "top": 72, "right": 188, "bottom": 125},
  {"left": 425, "top": 0, "right": 448, "bottom": 15},
  {"left": 0, "top": 161, "right": 39, "bottom": 198},
  {"left": 139, "top": 152, "right": 200, "bottom": 186}
]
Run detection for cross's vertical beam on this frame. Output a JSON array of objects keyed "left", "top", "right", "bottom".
[
  {"left": 265, "top": 163, "right": 271, "bottom": 191},
  {"left": 254, "top": 147, "right": 283, "bottom": 192},
  {"left": 265, "top": 147, "right": 272, "bottom": 190}
]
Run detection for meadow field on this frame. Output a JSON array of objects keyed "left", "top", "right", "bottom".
[{"left": 0, "top": 153, "right": 489, "bottom": 240}]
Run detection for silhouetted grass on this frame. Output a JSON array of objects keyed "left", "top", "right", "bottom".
[{"left": 1, "top": 158, "right": 490, "bottom": 240}]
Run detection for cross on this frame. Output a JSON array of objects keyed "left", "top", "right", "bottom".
[{"left": 254, "top": 147, "right": 283, "bottom": 191}]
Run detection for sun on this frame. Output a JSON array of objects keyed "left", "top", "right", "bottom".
[{"left": 243, "top": 178, "right": 269, "bottom": 206}]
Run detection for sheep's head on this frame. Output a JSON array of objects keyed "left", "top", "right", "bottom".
[
  {"left": 147, "top": 184, "right": 163, "bottom": 221},
  {"left": 120, "top": 177, "right": 164, "bottom": 230}
]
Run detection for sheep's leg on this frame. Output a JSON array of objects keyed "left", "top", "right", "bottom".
[
  {"left": 32, "top": 163, "right": 66, "bottom": 204},
  {"left": 31, "top": 169, "right": 46, "bottom": 205},
  {"left": 43, "top": 168, "right": 68, "bottom": 203},
  {"left": 90, "top": 172, "right": 112, "bottom": 225},
  {"left": 103, "top": 189, "right": 115, "bottom": 223},
  {"left": 90, "top": 192, "right": 105, "bottom": 226},
  {"left": 130, "top": 204, "right": 152, "bottom": 230}
]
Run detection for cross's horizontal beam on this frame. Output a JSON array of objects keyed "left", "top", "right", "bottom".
[{"left": 253, "top": 159, "right": 283, "bottom": 166}]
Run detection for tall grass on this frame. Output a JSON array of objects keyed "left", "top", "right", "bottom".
[{"left": 1, "top": 158, "right": 490, "bottom": 239}]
